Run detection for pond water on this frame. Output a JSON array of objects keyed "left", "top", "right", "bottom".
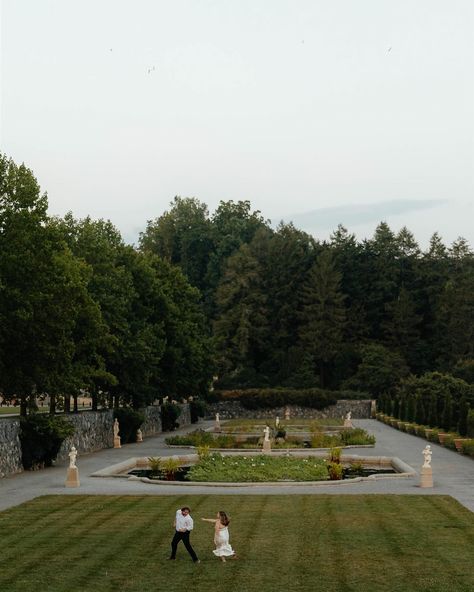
[{"left": 128, "top": 467, "right": 191, "bottom": 481}]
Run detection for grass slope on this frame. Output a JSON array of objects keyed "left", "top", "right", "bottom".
[{"left": 0, "top": 495, "right": 473, "bottom": 592}]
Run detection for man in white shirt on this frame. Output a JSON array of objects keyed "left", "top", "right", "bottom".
[{"left": 169, "top": 507, "right": 200, "bottom": 563}]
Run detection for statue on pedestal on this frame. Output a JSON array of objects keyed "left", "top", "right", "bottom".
[
  {"left": 422, "top": 445, "right": 432, "bottom": 469},
  {"left": 68, "top": 446, "right": 77, "bottom": 469},
  {"left": 113, "top": 418, "right": 121, "bottom": 448},
  {"left": 66, "top": 445, "right": 80, "bottom": 488}
]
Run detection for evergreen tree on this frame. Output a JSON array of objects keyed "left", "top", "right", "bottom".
[
  {"left": 441, "top": 394, "right": 453, "bottom": 432},
  {"left": 213, "top": 243, "right": 269, "bottom": 385},
  {"left": 298, "top": 250, "right": 346, "bottom": 387},
  {"left": 457, "top": 397, "right": 469, "bottom": 437}
]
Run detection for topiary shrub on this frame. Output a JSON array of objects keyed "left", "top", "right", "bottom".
[
  {"left": 114, "top": 408, "right": 145, "bottom": 444},
  {"left": 161, "top": 402, "right": 182, "bottom": 431},
  {"left": 190, "top": 399, "right": 208, "bottom": 423},
  {"left": 213, "top": 387, "right": 369, "bottom": 410},
  {"left": 19, "top": 414, "right": 74, "bottom": 469},
  {"left": 467, "top": 410, "right": 474, "bottom": 438}
]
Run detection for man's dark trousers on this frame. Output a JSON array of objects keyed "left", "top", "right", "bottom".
[{"left": 170, "top": 530, "right": 199, "bottom": 561}]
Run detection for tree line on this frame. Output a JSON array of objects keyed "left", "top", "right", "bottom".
[
  {"left": 0, "top": 155, "right": 213, "bottom": 415},
  {"left": 1, "top": 154, "right": 474, "bottom": 416},
  {"left": 140, "top": 195, "right": 474, "bottom": 397}
]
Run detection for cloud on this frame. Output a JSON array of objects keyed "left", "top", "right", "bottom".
[{"left": 281, "top": 199, "right": 447, "bottom": 231}]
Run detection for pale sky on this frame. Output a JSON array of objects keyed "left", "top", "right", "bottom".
[{"left": 1, "top": 0, "right": 473, "bottom": 247}]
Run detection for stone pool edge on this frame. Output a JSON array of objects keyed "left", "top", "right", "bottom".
[{"left": 90, "top": 452, "right": 416, "bottom": 485}]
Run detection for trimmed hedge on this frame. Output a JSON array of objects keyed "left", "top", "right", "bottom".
[
  {"left": 19, "top": 414, "right": 74, "bottom": 469},
  {"left": 161, "top": 402, "right": 181, "bottom": 431},
  {"left": 212, "top": 388, "right": 370, "bottom": 410},
  {"left": 190, "top": 399, "right": 208, "bottom": 423},
  {"left": 114, "top": 408, "right": 145, "bottom": 444}
]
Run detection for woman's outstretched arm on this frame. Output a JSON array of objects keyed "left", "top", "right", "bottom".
[{"left": 201, "top": 518, "right": 218, "bottom": 523}]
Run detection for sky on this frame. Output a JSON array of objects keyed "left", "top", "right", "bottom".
[{"left": 1, "top": 0, "right": 473, "bottom": 247}]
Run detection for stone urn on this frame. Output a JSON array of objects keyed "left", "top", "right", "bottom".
[
  {"left": 424, "top": 428, "right": 434, "bottom": 440},
  {"left": 438, "top": 433, "right": 448, "bottom": 445},
  {"left": 454, "top": 438, "right": 468, "bottom": 452}
]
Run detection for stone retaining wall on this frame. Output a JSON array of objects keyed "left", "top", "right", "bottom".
[
  {"left": 0, "top": 403, "right": 191, "bottom": 478},
  {"left": 207, "top": 399, "right": 373, "bottom": 420},
  {"left": 0, "top": 417, "right": 22, "bottom": 478}
]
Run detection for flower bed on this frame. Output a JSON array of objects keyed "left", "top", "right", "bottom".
[
  {"left": 166, "top": 427, "right": 375, "bottom": 449},
  {"left": 186, "top": 453, "right": 329, "bottom": 482}
]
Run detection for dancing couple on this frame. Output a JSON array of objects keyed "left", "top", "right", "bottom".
[{"left": 169, "top": 507, "right": 237, "bottom": 563}]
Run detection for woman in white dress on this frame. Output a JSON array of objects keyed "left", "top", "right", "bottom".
[{"left": 201, "top": 511, "right": 237, "bottom": 562}]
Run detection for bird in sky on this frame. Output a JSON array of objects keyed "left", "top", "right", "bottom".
[
  {"left": 147, "top": 66, "right": 156, "bottom": 74},
  {"left": 388, "top": 47, "right": 392, "bottom": 52}
]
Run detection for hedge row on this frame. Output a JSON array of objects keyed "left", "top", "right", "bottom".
[{"left": 212, "top": 388, "right": 370, "bottom": 410}]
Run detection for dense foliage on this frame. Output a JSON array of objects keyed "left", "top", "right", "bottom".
[
  {"left": 0, "top": 155, "right": 214, "bottom": 414},
  {"left": 19, "top": 414, "right": 74, "bottom": 469},
  {"left": 1, "top": 154, "right": 473, "bottom": 413},
  {"left": 213, "top": 388, "right": 370, "bottom": 409},
  {"left": 160, "top": 402, "right": 182, "bottom": 431},
  {"left": 113, "top": 408, "right": 145, "bottom": 444},
  {"left": 378, "top": 373, "right": 474, "bottom": 435},
  {"left": 140, "top": 196, "right": 474, "bottom": 396}
]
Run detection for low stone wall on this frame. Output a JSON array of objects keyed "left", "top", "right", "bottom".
[
  {"left": 141, "top": 406, "right": 162, "bottom": 437},
  {"left": 207, "top": 399, "right": 373, "bottom": 420},
  {"left": 0, "top": 417, "right": 22, "bottom": 478},
  {"left": 57, "top": 410, "right": 115, "bottom": 461},
  {"left": 0, "top": 403, "right": 191, "bottom": 478}
]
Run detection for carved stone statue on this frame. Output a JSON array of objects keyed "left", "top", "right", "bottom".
[
  {"left": 263, "top": 426, "right": 270, "bottom": 442},
  {"left": 68, "top": 446, "right": 77, "bottom": 469},
  {"left": 422, "top": 445, "right": 432, "bottom": 469},
  {"left": 113, "top": 418, "right": 121, "bottom": 448},
  {"left": 343, "top": 411, "right": 353, "bottom": 428},
  {"left": 275, "top": 416, "right": 280, "bottom": 428},
  {"left": 214, "top": 412, "right": 221, "bottom": 433},
  {"left": 284, "top": 406, "right": 290, "bottom": 420},
  {"left": 66, "top": 446, "right": 80, "bottom": 488}
]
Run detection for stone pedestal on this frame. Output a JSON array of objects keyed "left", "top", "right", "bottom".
[
  {"left": 343, "top": 419, "right": 353, "bottom": 429},
  {"left": 65, "top": 466, "right": 80, "bottom": 488},
  {"left": 419, "top": 466, "right": 433, "bottom": 488},
  {"left": 114, "top": 436, "right": 121, "bottom": 449},
  {"left": 262, "top": 440, "right": 271, "bottom": 454}
]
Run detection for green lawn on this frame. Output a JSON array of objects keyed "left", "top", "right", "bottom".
[
  {"left": 0, "top": 495, "right": 473, "bottom": 592},
  {"left": 0, "top": 407, "right": 49, "bottom": 415}
]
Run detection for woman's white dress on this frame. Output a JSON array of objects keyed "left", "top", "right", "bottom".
[{"left": 213, "top": 526, "right": 235, "bottom": 557}]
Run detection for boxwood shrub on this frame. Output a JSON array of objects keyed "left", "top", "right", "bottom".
[
  {"left": 213, "top": 388, "right": 370, "bottom": 410},
  {"left": 114, "top": 408, "right": 145, "bottom": 444},
  {"left": 20, "top": 414, "right": 74, "bottom": 469}
]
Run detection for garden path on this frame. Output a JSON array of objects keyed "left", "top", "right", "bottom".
[{"left": 0, "top": 419, "right": 473, "bottom": 512}]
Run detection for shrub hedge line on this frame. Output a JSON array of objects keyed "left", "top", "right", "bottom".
[{"left": 212, "top": 388, "right": 370, "bottom": 410}]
